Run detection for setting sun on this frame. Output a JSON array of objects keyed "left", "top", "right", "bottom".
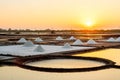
[
  {"left": 82, "top": 19, "right": 95, "bottom": 28},
  {"left": 86, "top": 21, "right": 93, "bottom": 27}
]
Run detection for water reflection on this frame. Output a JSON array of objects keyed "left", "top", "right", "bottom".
[
  {"left": 74, "top": 48, "right": 120, "bottom": 65},
  {"left": 1, "top": 48, "right": 120, "bottom": 80},
  {"left": 0, "top": 66, "right": 120, "bottom": 80},
  {"left": 27, "top": 59, "right": 103, "bottom": 68}
]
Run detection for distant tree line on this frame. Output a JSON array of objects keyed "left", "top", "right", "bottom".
[{"left": 0, "top": 28, "right": 120, "bottom": 34}]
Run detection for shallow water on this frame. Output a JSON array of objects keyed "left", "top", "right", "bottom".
[
  {"left": 27, "top": 59, "right": 103, "bottom": 68},
  {"left": 74, "top": 48, "right": 120, "bottom": 65},
  {"left": 0, "top": 66, "right": 120, "bottom": 80},
  {"left": 1, "top": 48, "right": 120, "bottom": 80}
]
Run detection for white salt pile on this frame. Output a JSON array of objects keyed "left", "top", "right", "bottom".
[
  {"left": 0, "top": 45, "right": 94, "bottom": 56},
  {"left": 17, "top": 38, "right": 27, "bottom": 43},
  {"left": 116, "top": 37, "right": 120, "bottom": 42},
  {"left": 56, "top": 36, "right": 63, "bottom": 40},
  {"left": 62, "top": 43, "right": 72, "bottom": 48},
  {"left": 106, "top": 37, "right": 116, "bottom": 42},
  {"left": 34, "top": 45, "right": 45, "bottom": 52},
  {"left": 73, "top": 39, "right": 83, "bottom": 45},
  {"left": 86, "top": 39, "right": 97, "bottom": 44},
  {"left": 23, "top": 40, "right": 34, "bottom": 47},
  {"left": 69, "top": 36, "right": 76, "bottom": 40},
  {"left": 34, "top": 37, "right": 43, "bottom": 42}
]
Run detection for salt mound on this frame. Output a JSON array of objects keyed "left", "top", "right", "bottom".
[
  {"left": 17, "top": 38, "right": 27, "bottom": 43},
  {"left": 56, "top": 36, "right": 63, "bottom": 40},
  {"left": 69, "top": 36, "right": 76, "bottom": 40},
  {"left": 107, "top": 37, "right": 115, "bottom": 42},
  {"left": 73, "top": 39, "right": 83, "bottom": 45},
  {"left": 62, "top": 43, "right": 72, "bottom": 48},
  {"left": 116, "top": 37, "right": 120, "bottom": 42},
  {"left": 23, "top": 41, "right": 34, "bottom": 47},
  {"left": 34, "top": 45, "right": 45, "bottom": 52},
  {"left": 86, "top": 39, "right": 97, "bottom": 44},
  {"left": 34, "top": 37, "right": 43, "bottom": 42}
]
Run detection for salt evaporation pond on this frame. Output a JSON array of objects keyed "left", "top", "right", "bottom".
[
  {"left": 1, "top": 48, "right": 120, "bottom": 80},
  {"left": 0, "top": 66, "right": 120, "bottom": 80},
  {"left": 27, "top": 59, "right": 103, "bottom": 68},
  {"left": 74, "top": 48, "right": 120, "bottom": 65}
]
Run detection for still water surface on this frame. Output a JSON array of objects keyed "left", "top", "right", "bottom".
[
  {"left": 0, "top": 48, "right": 120, "bottom": 80},
  {"left": 27, "top": 59, "right": 103, "bottom": 68},
  {"left": 74, "top": 48, "right": 120, "bottom": 65}
]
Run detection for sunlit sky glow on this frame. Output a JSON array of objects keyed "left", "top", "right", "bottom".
[{"left": 0, "top": 0, "right": 120, "bottom": 30}]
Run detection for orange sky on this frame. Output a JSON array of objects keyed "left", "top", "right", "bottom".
[{"left": 0, "top": 0, "right": 120, "bottom": 30}]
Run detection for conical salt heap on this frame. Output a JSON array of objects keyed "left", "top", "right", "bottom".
[
  {"left": 17, "top": 38, "right": 27, "bottom": 43},
  {"left": 23, "top": 40, "right": 34, "bottom": 47},
  {"left": 73, "top": 39, "right": 83, "bottom": 45},
  {"left": 69, "top": 36, "right": 76, "bottom": 40},
  {"left": 86, "top": 39, "right": 97, "bottom": 44},
  {"left": 116, "top": 37, "right": 120, "bottom": 42},
  {"left": 34, "top": 37, "right": 43, "bottom": 42},
  {"left": 62, "top": 43, "right": 72, "bottom": 48},
  {"left": 107, "top": 37, "right": 115, "bottom": 42},
  {"left": 34, "top": 45, "right": 45, "bottom": 52},
  {"left": 56, "top": 36, "right": 63, "bottom": 40}
]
